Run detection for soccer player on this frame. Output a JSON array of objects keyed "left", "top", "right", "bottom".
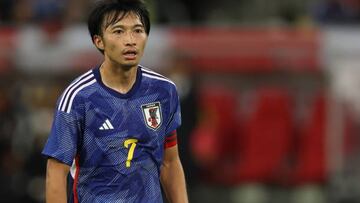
[{"left": 42, "top": 0, "right": 188, "bottom": 202}]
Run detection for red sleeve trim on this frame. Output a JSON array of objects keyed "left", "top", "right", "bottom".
[
  {"left": 73, "top": 155, "right": 80, "bottom": 203},
  {"left": 164, "top": 130, "right": 177, "bottom": 148}
]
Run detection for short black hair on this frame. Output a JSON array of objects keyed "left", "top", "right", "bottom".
[{"left": 88, "top": 0, "right": 150, "bottom": 52}]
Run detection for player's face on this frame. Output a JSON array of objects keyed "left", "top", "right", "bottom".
[{"left": 97, "top": 12, "right": 148, "bottom": 69}]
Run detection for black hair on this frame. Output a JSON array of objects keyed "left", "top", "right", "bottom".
[{"left": 88, "top": 0, "right": 150, "bottom": 53}]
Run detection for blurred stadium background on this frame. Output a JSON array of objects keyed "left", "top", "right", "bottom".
[{"left": 1, "top": 0, "right": 360, "bottom": 202}]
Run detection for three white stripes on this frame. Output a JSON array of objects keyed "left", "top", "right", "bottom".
[
  {"left": 65, "top": 79, "right": 96, "bottom": 113},
  {"left": 141, "top": 68, "right": 176, "bottom": 86},
  {"left": 99, "top": 119, "right": 114, "bottom": 130},
  {"left": 58, "top": 70, "right": 95, "bottom": 114}
]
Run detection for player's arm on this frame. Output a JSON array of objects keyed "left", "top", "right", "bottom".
[
  {"left": 160, "top": 145, "right": 188, "bottom": 203},
  {"left": 45, "top": 158, "right": 70, "bottom": 203}
]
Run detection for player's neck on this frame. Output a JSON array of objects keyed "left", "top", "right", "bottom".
[{"left": 100, "top": 62, "right": 138, "bottom": 94}]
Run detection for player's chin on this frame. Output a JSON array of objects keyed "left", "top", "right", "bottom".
[{"left": 121, "top": 61, "right": 140, "bottom": 70}]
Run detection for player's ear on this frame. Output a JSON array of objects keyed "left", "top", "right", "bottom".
[{"left": 93, "top": 35, "right": 105, "bottom": 51}]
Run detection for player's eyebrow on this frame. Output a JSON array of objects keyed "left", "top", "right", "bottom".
[{"left": 110, "top": 24, "right": 144, "bottom": 30}]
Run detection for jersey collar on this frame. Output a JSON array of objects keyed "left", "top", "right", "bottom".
[{"left": 92, "top": 65, "right": 142, "bottom": 99}]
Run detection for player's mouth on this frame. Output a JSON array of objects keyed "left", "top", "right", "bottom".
[{"left": 123, "top": 49, "right": 138, "bottom": 60}]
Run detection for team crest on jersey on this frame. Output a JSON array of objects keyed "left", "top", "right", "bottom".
[{"left": 141, "top": 102, "right": 162, "bottom": 130}]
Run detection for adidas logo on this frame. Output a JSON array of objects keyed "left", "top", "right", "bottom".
[{"left": 99, "top": 119, "right": 114, "bottom": 130}]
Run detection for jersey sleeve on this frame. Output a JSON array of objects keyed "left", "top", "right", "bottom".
[
  {"left": 165, "top": 85, "right": 182, "bottom": 138},
  {"left": 42, "top": 96, "right": 84, "bottom": 166}
]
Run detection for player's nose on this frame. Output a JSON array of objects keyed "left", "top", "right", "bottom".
[{"left": 124, "top": 32, "right": 136, "bottom": 46}]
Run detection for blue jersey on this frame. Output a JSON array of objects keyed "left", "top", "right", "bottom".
[{"left": 42, "top": 65, "right": 181, "bottom": 203}]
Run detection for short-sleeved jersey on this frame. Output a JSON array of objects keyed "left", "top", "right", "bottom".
[{"left": 42, "top": 65, "right": 181, "bottom": 203}]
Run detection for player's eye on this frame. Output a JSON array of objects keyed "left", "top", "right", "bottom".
[
  {"left": 134, "top": 28, "right": 144, "bottom": 34},
  {"left": 113, "top": 29, "right": 124, "bottom": 34}
]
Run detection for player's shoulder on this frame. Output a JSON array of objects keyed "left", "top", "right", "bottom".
[
  {"left": 57, "top": 69, "right": 97, "bottom": 113},
  {"left": 140, "top": 65, "right": 177, "bottom": 90}
]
